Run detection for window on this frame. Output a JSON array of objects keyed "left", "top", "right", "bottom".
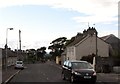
[
  {"left": 72, "top": 62, "right": 93, "bottom": 69},
  {"left": 64, "top": 61, "right": 69, "bottom": 67},
  {"left": 68, "top": 62, "right": 72, "bottom": 67},
  {"left": 66, "top": 61, "right": 69, "bottom": 67},
  {"left": 63, "top": 61, "right": 66, "bottom": 66}
]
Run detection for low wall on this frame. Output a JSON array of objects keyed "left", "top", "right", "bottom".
[
  {"left": 7, "top": 57, "right": 17, "bottom": 66},
  {"left": 0, "top": 59, "right": 1, "bottom": 70},
  {"left": 113, "top": 66, "right": 120, "bottom": 73}
]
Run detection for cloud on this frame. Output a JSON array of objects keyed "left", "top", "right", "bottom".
[
  {"left": 0, "top": 0, "right": 119, "bottom": 50},
  {"left": 72, "top": 15, "right": 117, "bottom": 24},
  {"left": 98, "top": 29, "right": 118, "bottom": 38},
  {"left": 0, "top": 0, "right": 118, "bottom": 24}
]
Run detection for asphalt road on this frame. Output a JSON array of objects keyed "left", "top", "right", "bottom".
[
  {"left": 9, "top": 61, "right": 67, "bottom": 82},
  {"left": 8, "top": 61, "right": 119, "bottom": 84}
]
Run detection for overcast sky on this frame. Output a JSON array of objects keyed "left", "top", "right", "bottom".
[{"left": 0, "top": 0, "right": 119, "bottom": 51}]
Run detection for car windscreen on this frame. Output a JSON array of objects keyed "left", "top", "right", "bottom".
[
  {"left": 16, "top": 62, "right": 23, "bottom": 64},
  {"left": 72, "top": 62, "right": 93, "bottom": 69}
]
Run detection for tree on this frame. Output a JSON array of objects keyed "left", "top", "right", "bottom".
[
  {"left": 37, "top": 47, "right": 47, "bottom": 61},
  {"left": 81, "top": 53, "right": 95, "bottom": 64},
  {"left": 65, "top": 37, "right": 75, "bottom": 46},
  {"left": 26, "top": 49, "right": 36, "bottom": 63},
  {"left": 48, "top": 37, "right": 67, "bottom": 60}
]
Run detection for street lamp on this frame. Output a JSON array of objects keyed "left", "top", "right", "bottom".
[{"left": 5, "top": 28, "right": 14, "bottom": 71}]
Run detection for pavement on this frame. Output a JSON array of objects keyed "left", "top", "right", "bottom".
[
  {"left": 2, "top": 66, "right": 21, "bottom": 84},
  {"left": 1, "top": 61, "right": 120, "bottom": 84},
  {"left": 97, "top": 73, "right": 120, "bottom": 84}
]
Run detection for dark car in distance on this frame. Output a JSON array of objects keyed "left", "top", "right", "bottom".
[{"left": 62, "top": 60, "right": 97, "bottom": 83}]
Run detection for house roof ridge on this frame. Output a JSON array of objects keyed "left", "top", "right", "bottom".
[
  {"left": 67, "top": 34, "right": 86, "bottom": 47},
  {"left": 100, "top": 34, "right": 117, "bottom": 41},
  {"left": 75, "top": 35, "right": 90, "bottom": 47},
  {"left": 66, "top": 27, "right": 97, "bottom": 47}
]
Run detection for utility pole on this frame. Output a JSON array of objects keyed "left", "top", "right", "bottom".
[
  {"left": 18, "top": 30, "right": 22, "bottom": 61},
  {"left": 95, "top": 29, "right": 98, "bottom": 71},
  {"left": 19, "top": 30, "right": 21, "bottom": 50}
]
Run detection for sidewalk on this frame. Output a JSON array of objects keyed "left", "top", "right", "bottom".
[
  {"left": 2, "top": 66, "right": 20, "bottom": 84},
  {"left": 97, "top": 72, "right": 120, "bottom": 84}
]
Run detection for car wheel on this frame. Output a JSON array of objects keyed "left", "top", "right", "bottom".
[
  {"left": 61, "top": 73, "right": 66, "bottom": 80},
  {"left": 91, "top": 80, "right": 96, "bottom": 84},
  {"left": 70, "top": 75, "right": 75, "bottom": 83}
]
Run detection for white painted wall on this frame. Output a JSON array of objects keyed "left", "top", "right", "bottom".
[
  {"left": 75, "top": 35, "right": 109, "bottom": 60},
  {"left": 66, "top": 46, "right": 76, "bottom": 60},
  {"left": 0, "top": 48, "right": 2, "bottom": 69}
]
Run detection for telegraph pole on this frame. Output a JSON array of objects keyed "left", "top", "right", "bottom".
[
  {"left": 19, "top": 30, "right": 21, "bottom": 50},
  {"left": 95, "top": 29, "right": 98, "bottom": 71}
]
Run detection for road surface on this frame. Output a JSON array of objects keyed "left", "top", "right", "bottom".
[{"left": 8, "top": 61, "right": 119, "bottom": 84}]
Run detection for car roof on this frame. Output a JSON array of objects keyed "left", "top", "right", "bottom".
[
  {"left": 16, "top": 61, "right": 23, "bottom": 62},
  {"left": 65, "top": 60, "right": 88, "bottom": 63}
]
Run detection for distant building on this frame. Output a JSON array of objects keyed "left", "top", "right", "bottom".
[
  {"left": 0, "top": 48, "right": 2, "bottom": 69},
  {"left": 101, "top": 34, "right": 120, "bottom": 57}
]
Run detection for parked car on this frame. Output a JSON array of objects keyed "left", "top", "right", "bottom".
[
  {"left": 15, "top": 61, "right": 24, "bottom": 69},
  {"left": 62, "top": 60, "right": 97, "bottom": 83}
]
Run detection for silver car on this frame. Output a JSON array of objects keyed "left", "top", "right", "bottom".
[{"left": 15, "top": 61, "right": 24, "bottom": 69}]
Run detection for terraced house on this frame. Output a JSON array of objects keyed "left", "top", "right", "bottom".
[
  {"left": 64, "top": 27, "right": 110, "bottom": 60},
  {"left": 61, "top": 27, "right": 120, "bottom": 72}
]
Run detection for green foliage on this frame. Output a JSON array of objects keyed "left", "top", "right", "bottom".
[
  {"left": 37, "top": 46, "right": 47, "bottom": 61},
  {"left": 26, "top": 47, "right": 47, "bottom": 63},
  {"left": 81, "top": 54, "right": 95, "bottom": 64},
  {"left": 65, "top": 37, "right": 75, "bottom": 46},
  {"left": 26, "top": 49, "right": 37, "bottom": 63},
  {"left": 48, "top": 37, "right": 67, "bottom": 59},
  {"left": 51, "top": 37, "right": 67, "bottom": 44}
]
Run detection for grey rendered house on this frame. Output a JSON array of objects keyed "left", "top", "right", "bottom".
[{"left": 64, "top": 27, "right": 110, "bottom": 61}]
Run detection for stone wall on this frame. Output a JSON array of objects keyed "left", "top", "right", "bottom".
[
  {"left": 113, "top": 66, "right": 120, "bottom": 73},
  {"left": 0, "top": 49, "right": 2, "bottom": 69},
  {"left": 96, "top": 57, "right": 114, "bottom": 73}
]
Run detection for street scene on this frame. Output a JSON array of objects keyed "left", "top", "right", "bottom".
[
  {"left": 0, "top": 0, "right": 120, "bottom": 84},
  {"left": 2, "top": 61, "right": 120, "bottom": 84}
]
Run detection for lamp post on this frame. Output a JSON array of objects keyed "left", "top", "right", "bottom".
[{"left": 5, "top": 28, "right": 14, "bottom": 71}]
